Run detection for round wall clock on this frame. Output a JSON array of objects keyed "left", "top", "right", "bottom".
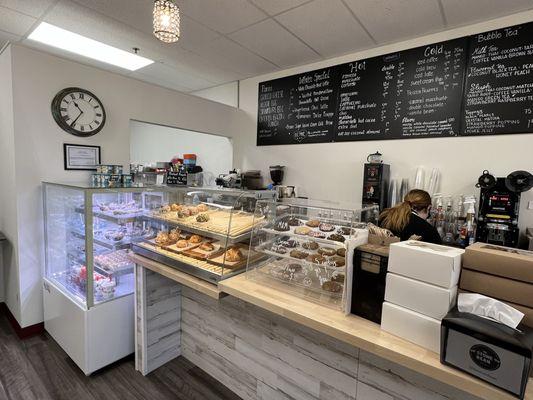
[{"left": 51, "top": 87, "right": 106, "bottom": 137}]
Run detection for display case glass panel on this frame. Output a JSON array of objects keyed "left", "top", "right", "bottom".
[
  {"left": 246, "top": 198, "right": 377, "bottom": 309},
  {"left": 43, "top": 183, "right": 165, "bottom": 308},
  {"left": 132, "top": 187, "right": 275, "bottom": 283}
]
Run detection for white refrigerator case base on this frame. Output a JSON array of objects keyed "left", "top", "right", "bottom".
[{"left": 43, "top": 278, "right": 135, "bottom": 375}]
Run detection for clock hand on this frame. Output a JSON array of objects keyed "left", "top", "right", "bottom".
[
  {"left": 71, "top": 110, "right": 83, "bottom": 126},
  {"left": 73, "top": 101, "right": 84, "bottom": 114}
]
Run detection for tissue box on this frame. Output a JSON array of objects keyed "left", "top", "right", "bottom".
[
  {"left": 441, "top": 308, "right": 533, "bottom": 399},
  {"left": 381, "top": 302, "right": 441, "bottom": 353},
  {"left": 459, "top": 289, "right": 533, "bottom": 329},
  {"left": 388, "top": 240, "right": 464, "bottom": 288},
  {"left": 460, "top": 269, "right": 533, "bottom": 308},
  {"left": 463, "top": 243, "right": 533, "bottom": 284},
  {"left": 385, "top": 273, "right": 457, "bottom": 320}
]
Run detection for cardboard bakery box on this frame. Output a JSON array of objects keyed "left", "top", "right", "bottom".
[
  {"left": 385, "top": 273, "right": 457, "bottom": 320},
  {"left": 459, "top": 289, "right": 533, "bottom": 329},
  {"left": 463, "top": 243, "right": 533, "bottom": 284},
  {"left": 441, "top": 308, "right": 533, "bottom": 399},
  {"left": 367, "top": 233, "right": 400, "bottom": 247},
  {"left": 381, "top": 302, "right": 441, "bottom": 353},
  {"left": 388, "top": 240, "right": 464, "bottom": 288},
  {"left": 460, "top": 269, "right": 533, "bottom": 308}
]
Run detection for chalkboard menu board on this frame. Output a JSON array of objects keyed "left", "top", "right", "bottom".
[
  {"left": 257, "top": 67, "right": 338, "bottom": 145},
  {"left": 257, "top": 21, "right": 533, "bottom": 145},
  {"left": 462, "top": 23, "right": 533, "bottom": 136},
  {"left": 336, "top": 38, "right": 467, "bottom": 141}
]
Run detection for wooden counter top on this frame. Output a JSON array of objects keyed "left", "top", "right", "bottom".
[
  {"left": 219, "top": 273, "right": 533, "bottom": 400},
  {"left": 131, "top": 254, "right": 225, "bottom": 300}
]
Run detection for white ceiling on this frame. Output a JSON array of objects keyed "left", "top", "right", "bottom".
[{"left": 1, "top": 0, "right": 533, "bottom": 94}]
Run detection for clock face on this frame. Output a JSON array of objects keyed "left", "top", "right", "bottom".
[{"left": 51, "top": 88, "right": 106, "bottom": 137}]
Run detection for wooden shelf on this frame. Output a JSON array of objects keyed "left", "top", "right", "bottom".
[
  {"left": 219, "top": 273, "right": 533, "bottom": 400},
  {"left": 131, "top": 254, "right": 225, "bottom": 300}
]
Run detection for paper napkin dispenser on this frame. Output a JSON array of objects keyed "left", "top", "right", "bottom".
[{"left": 441, "top": 308, "right": 533, "bottom": 399}]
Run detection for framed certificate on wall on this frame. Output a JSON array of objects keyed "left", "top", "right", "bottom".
[{"left": 63, "top": 143, "right": 101, "bottom": 171}]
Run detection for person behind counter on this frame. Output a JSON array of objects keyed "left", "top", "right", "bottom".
[{"left": 379, "top": 189, "right": 442, "bottom": 244}]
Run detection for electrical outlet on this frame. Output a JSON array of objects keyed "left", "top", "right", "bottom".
[{"left": 529, "top": 200, "right": 533, "bottom": 210}]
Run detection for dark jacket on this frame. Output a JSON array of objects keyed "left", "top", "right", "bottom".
[{"left": 380, "top": 212, "right": 442, "bottom": 244}]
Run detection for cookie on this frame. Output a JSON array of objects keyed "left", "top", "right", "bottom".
[
  {"left": 322, "top": 281, "right": 343, "bottom": 293},
  {"left": 309, "top": 231, "right": 327, "bottom": 239},
  {"left": 318, "top": 247, "right": 337, "bottom": 256},
  {"left": 306, "top": 219, "right": 320, "bottom": 227},
  {"left": 274, "top": 220, "right": 290, "bottom": 232},
  {"left": 294, "top": 226, "right": 312, "bottom": 235},
  {"left": 301, "top": 241, "right": 319, "bottom": 250},
  {"left": 290, "top": 250, "right": 308, "bottom": 260},
  {"left": 319, "top": 223, "right": 335, "bottom": 232},
  {"left": 306, "top": 254, "right": 326, "bottom": 264},
  {"left": 336, "top": 248, "right": 346, "bottom": 257},
  {"left": 287, "top": 217, "right": 302, "bottom": 227},
  {"left": 329, "top": 256, "right": 345, "bottom": 267},
  {"left": 287, "top": 263, "right": 302, "bottom": 273},
  {"left": 279, "top": 239, "right": 298, "bottom": 248},
  {"left": 328, "top": 233, "right": 345, "bottom": 243},
  {"left": 331, "top": 274, "right": 345, "bottom": 284},
  {"left": 338, "top": 226, "right": 354, "bottom": 236},
  {"left": 271, "top": 244, "right": 287, "bottom": 254}
]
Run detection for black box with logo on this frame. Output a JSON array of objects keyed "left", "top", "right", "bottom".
[{"left": 441, "top": 308, "right": 533, "bottom": 399}]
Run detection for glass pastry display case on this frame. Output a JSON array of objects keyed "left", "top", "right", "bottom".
[
  {"left": 132, "top": 186, "right": 276, "bottom": 283},
  {"left": 246, "top": 199, "right": 377, "bottom": 310},
  {"left": 42, "top": 182, "right": 165, "bottom": 375}
]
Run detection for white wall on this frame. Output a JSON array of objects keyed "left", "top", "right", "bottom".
[
  {"left": 7, "top": 44, "right": 245, "bottom": 327},
  {"left": 191, "top": 82, "right": 239, "bottom": 108},
  {"left": 234, "top": 11, "right": 533, "bottom": 232},
  {"left": 130, "top": 120, "right": 233, "bottom": 183},
  {"left": 0, "top": 46, "right": 19, "bottom": 311}
]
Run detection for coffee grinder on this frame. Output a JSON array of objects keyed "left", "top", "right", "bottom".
[{"left": 476, "top": 170, "right": 532, "bottom": 248}]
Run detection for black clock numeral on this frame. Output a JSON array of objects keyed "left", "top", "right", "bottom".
[
  {"left": 80, "top": 126, "right": 85, "bottom": 132},
  {"left": 60, "top": 107, "right": 67, "bottom": 112},
  {"left": 70, "top": 94, "right": 76, "bottom": 100},
  {"left": 95, "top": 120, "right": 101, "bottom": 125},
  {"left": 79, "top": 93, "right": 84, "bottom": 99},
  {"left": 89, "top": 124, "right": 94, "bottom": 130},
  {"left": 94, "top": 105, "right": 100, "bottom": 109},
  {"left": 62, "top": 98, "right": 68, "bottom": 104},
  {"left": 96, "top": 113, "right": 102, "bottom": 117}
]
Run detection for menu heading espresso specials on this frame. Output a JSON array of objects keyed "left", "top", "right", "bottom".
[{"left": 257, "top": 21, "right": 533, "bottom": 146}]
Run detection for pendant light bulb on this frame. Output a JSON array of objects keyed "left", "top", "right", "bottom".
[{"left": 153, "top": 0, "right": 180, "bottom": 43}]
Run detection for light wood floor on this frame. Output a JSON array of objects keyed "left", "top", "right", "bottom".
[{"left": 0, "top": 315, "right": 241, "bottom": 400}]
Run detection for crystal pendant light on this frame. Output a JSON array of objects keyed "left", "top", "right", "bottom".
[{"left": 153, "top": 0, "right": 180, "bottom": 43}]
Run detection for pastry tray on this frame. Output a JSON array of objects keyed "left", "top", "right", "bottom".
[{"left": 207, "top": 244, "right": 259, "bottom": 269}]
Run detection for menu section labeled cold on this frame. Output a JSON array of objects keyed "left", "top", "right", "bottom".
[
  {"left": 463, "top": 23, "right": 533, "bottom": 135},
  {"left": 257, "top": 67, "right": 338, "bottom": 145},
  {"left": 335, "top": 38, "right": 467, "bottom": 141}
]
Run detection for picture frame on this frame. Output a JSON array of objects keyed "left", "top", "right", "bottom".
[{"left": 63, "top": 143, "right": 101, "bottom": 171}]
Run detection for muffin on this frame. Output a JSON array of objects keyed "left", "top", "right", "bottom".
[
  {"left": 306, "top": 219, "right": 320, "bottom": 227},
  {"left": 196, "top": 213, "right": 210, "bottom": 223},
  {"left": 329, "top": 256, "right": 345, "bottom": 267},
  {"left": 336, "top": 248, "right": 346, "bottom": 257}
]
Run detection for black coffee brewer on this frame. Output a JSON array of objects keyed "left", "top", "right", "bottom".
[{"left": 270, "top": 165, "right": 284, "bottom": 186}]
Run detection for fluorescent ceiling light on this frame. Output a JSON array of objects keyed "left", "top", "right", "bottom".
[{"left": 28, "top": 22, "right": 153, "bottom": 71}]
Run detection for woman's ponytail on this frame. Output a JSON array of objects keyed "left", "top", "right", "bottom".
[{"left": 379, "top": 189, "right": 432, "bottom": 233}]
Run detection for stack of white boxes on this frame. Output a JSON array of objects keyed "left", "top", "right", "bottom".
[{"left": 381, "top": 240, "right": 464, "bottom": 353}]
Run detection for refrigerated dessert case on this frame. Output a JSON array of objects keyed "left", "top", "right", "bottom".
[
  {"left": 246, "top": 199, "right": 377, "bottom": 310},
  {"left": 132, "top": 187, "right": 276, "bottom": 283},
  {"left": 43, "top": 182, "right": 165, "bottom": 374}
]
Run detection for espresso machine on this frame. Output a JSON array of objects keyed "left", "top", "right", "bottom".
[{"left": 476, "top": 170, "right": 532, "bottom": 248}]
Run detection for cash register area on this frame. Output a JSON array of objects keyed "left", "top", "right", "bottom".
[{"left": 1, "top": 2, "right": 533, "bottom": 400}]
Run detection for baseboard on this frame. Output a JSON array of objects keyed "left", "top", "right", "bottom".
[{"left": 0, "top": 302, "right": 44, "bottom": 339}]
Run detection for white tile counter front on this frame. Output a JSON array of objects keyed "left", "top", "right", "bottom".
[{"left": 132, "top": 255, "right": 532, "bottom": 400}]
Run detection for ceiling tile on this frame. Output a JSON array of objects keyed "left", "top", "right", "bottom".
[
  {"left": 230, "top": 18, "right": 319, "bottom": 68},
  {"left": 0, "top": 29, "right": 20, "bottom": 48},
  {"left": 130, "top": 70, "right": 194, "bottom": 93},
  {"left": 276, "top": 0, "right": 374, "bottom": 58},
  {"left": 136, "top": 61, "right": 215, "bottom": 91},
  {"left": 441, "top": 0, "right": 533, "bottom": 27},
  {"left": 192, "top": 36, "right": 278, "bottom": 76},
  {"left": 249, "top": 0, "right": 313, "bottom": 15},
  {"left": 179, "top": 0, "right": 267, "bottom": 34},
  {"left": 0, "top": 0, "right": 55, "bottom": 18},
  {"left": 0, "top": 6, "right": 36, "bottom": 36},
  {"left": 343, "top": 0, "right": 444, "bottom": 43}
]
